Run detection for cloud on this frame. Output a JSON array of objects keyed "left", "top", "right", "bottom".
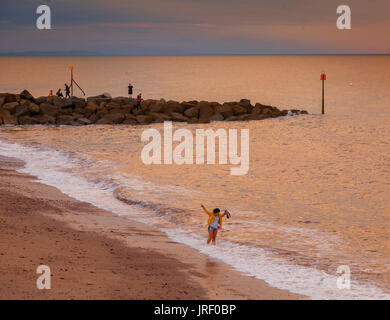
[{"left": 0, "top": 0, "right": 389, "bottom": 54}]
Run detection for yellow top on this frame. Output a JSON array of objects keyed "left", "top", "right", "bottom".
[{"left": 202, "top": 206, "right": 224, "bottom": 228}]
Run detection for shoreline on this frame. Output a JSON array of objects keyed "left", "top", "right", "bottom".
[{"left": 0, "top": 155, "right": 304, "bottom": 300}]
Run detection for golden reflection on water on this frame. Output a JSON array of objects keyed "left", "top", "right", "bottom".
[{"left": 1, "top": 113, "right": 389, "bottom": 292}]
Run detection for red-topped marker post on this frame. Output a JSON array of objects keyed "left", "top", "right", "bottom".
[{"left": 320, "top": 73, "right": 326, "bottom": 114}]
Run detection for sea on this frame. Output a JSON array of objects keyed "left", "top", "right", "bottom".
[{"left": 0, "top": 56, "right": 389, "bottom": 299}]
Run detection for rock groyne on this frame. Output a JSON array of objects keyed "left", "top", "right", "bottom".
[{"left": 0, "top": 90, "right": 308, "bottom": 126}]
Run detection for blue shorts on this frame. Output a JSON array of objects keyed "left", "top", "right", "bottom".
[{"left": 208, "top": 226, "right": 218, "bottom": 232}]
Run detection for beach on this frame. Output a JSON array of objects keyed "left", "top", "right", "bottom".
[{"left": 0, "top": 155, "right": 302, "bottom": 299}]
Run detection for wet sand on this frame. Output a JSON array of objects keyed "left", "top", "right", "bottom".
[{"left": 0, "top": 155, "right": 303, "bottom": 300}]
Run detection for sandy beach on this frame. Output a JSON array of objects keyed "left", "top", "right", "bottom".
[{"left": 0, "top": 155, "right": 302, "bottom": 300}]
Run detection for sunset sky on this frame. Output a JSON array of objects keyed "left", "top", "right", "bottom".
[{"left": 0, "top": 0, "right": 389, "bottom": 55}]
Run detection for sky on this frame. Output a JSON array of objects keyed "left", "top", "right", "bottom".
[{"left": 0, "top": 0, "right": 389, "bottom": 55}]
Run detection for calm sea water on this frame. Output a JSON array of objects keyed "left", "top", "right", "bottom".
[{"left": 0, "top": 56, "right": 389, "bottom": 299}]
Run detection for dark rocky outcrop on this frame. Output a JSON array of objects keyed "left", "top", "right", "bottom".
[{"left": 0, "top": 90, "right": 309, "bottom": 126}]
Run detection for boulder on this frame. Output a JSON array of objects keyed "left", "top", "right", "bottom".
[
  {"left": 149, "top": 102, "right": 164, "bottom": 113},
  {"left": 28, "top": 103, "right": 40, "bottom": 115},
  {"left": 84, "top": 101, "right": 98, "bottom": 116},
  {"left": 106, "top": 102, "right": 121, "bottom": 110},
  {"left": 198, "top": 101, "right": 215, "bottom": 122},
  {"left": 123, "top": 118, "right": 138, "bottom": 125},
  {"left": 0, "top": 108, "right": 18, "bottom": 125},
  {"left": 149, "top": 112, "right": 171, "bottom": 123},
  {"left": 35, "top": 96, "right": 48, "bottom": 104},
  {"left": 36, "top": 114, "right": 56, "bottom": 124},
  {"left": 18, "top": 116, "right": 40, "bottom": 125},
  {"left": 20, "top": 90, "right": 34, "bottom": 101},
  {"left": 14, "top": 104, "right": 30, "bottom": 118},
  {"left": 181, "top": 102, "right": 197, "bottom": 111},
  {"left": 100, "top": 112, "right": 125, "bottom": 124},
  {"left": 77, "top": 118, "right": 92, "bottom": 125},
  {"left": 87, "top": 96, "right": 111, "bottom": 105},
  {"left": 184, "top": 106, "right": 199, "bottom": 118},
  {"left": 163, "top": 101, "right": 183, "bottom": 115},
  {"left": 232, "top": 105, "right": 247, "bottom": 116},
  {"left": 136, "top": 114, "right": 153, "bottom": 125},
  {"left": 216, "top": 104, "right": 234, "bottom": 118},
  {"left": 58, "top": 107, "right": 73, "bottom": 116},
  {"left": 239, "top": 99, "right": 252, "bottom": 111},
  {"left": 40, "top": 103, "right": 61, "bottom": 117},
  {"left": 171, "top": 113, "right": 189, "bottom": 122},
  {"left": 57, "top": 115, "right": 75, "bottom": 125},
  {"left": 54, "top": 97, "right": 74, "bottom": 109},
  {"left": 2, "top": 102, "right": 19, "bottom": 113},
  {"left": 71, "top": 98, "right": 86, "bottom": 109},
  {"left": 0, "top": 96, "right": 5, "bottom": 107},
  {"left": 209, "top": 113, "right": 224, "bottom": 122}
]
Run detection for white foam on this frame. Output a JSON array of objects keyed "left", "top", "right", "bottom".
[{"left": 0, "top": 138, "right": 389, "bottom": 300}]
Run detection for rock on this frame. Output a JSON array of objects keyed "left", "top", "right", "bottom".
[
  {"left": 123, "top": 118, "right": 137, "bottom": 125},
  {"left": 0, "top": 96, "right": 5, "bottom": 107},
  {"left": 171, "top": 113, "right": 189, "bottom": 122},
  {"left": 184, "top": 106, "right": 199, "bottom": 118},
  {"left": 216, "top": 104, "right": 234, "bottom": 118},
  {"left": 20, "top": 90, "right": 34, "bottom": 101},
  {"left": 301, "top": 110, "right": 309, "bottom": 115},
  {"left": 198, "top": 101, "right": 214, "bottom": 122},
  {"left": 53, "top": 97, "right": 74, "bottom": 109},
  {"left": 2, "top": 102, "right": 20, "bottom": 113},
  {"left": 149, "top": 112, "right": 171, "bottom": 123},
  {"left": 71, "top": 98, "right": 86, "bottom": 109},
  {"left": 100, "top": 112, "right": 125, "bottom": 124},
  {"left": 239, "top": 99, "right": 252, "bottom": 112},
  {"left": 40, "top": 103, "right": 60, "bottom": 117},
  {"left": 28, "top": 102, "right": 40, "bottom": 115},
  {"left": 84, "top": 102, "right": 98, "bottom": 116},
  {"left": 1, "top": 93, "right": 18, "bottom": 103},
  {"left": 18, "top": 116, "right": 40, "bottom": 125},
  {"left": 14, "top": 104, "right": 30, "bottom": 118},
  {"left": 181, "top": 102, "right": 197, "bottom": 111},
  {"left": 88, "top": 114, "right": 100, "bottom": 123},
  {"left": 163, "top": 101, "right": 183, "bottom": 115},
  {"left": 77, "top": 118, "right": 92, "bottom": 125},
  {"left": 58, "top": 107, "right": 73, "bottom": 116},
  {"left": 149, "top": 102, "right": 164, "bottom": 113},
  {"left": 57, "top": 115, "right": 75, "bottom": 125},
  {"left": 106, "top": 102, "right": 121, "bottom": 110},
  {"left": 0, "top": 108, "right": 18, "bottom": 125},
  {"left": 209, "top": 113, "right": 224, "bottom": 122},
  {"left": 232, "top": 105, "right": 247, "bottom": 116},
  {"left": 35, "top": 96, "right": 47, "bottom": 104},
  {"left": 136, "top": 114, "right": 153, "bottom": 124},
  {"left": 87, "top": 96, "right": 111, "bottom": 105}
]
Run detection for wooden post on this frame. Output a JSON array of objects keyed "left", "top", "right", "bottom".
[
  {"left": 322, "top": 79, "right": 325, "bottom": 114},
  {"left": 320, "top": 73, "right": 326, "bottom": 114},
  {"left": 70, "top": 66, "right": 74, "bottom": 97}
]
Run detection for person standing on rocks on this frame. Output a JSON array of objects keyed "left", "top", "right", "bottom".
[
  {"left": 48, "top": 90, "right": 54, "bottom": 98},
  {"left": 65, "top": 83, "right": 70, "bottom": 98},
  {"left": 56, "top": 89, "right": 64, "bottom": 98},
  {"left": 128, "top": 83, "right": 133, "bottom": 98},
  {"left": 136, "top": 93, "right": 143, "bottom": 109}
]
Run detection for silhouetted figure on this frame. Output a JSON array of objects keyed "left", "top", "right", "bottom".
[
  {"left": 136, "top": 93, "right": 143, "bottom": 109},
  {"left": 128, "top": 83, "right": 133, "bottom": 98},
  {"left": 65, "top": 83, "right": 70, "bottom": 98},
  {"left": 48, "top": 90, "right": 54, "bottom": 98},
  {"left": 56, "top": 89, "right": 64, "bottom": 98}
]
